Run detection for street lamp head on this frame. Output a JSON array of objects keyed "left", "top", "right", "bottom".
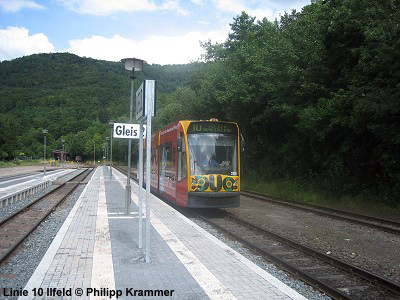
[
  {"left": 42, "top": 129, "right": 48, "bottom": 134},
  {"left": 121, "top": 58, "right": 144, "bottom": 72}
]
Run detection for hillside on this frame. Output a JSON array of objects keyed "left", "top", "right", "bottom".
[
  {"left": 0, "top": 53, "right": 202, "bottom": 160},
  {"left": 1, "top": 0, "right": 399, "bottom": 204}
]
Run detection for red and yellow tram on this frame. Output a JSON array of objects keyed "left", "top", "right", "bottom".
[{"left": 146, "top": 119, "right": 241, "bottom": 208}]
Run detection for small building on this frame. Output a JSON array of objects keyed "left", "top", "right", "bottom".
[{"left": 53, "top": 149, "right": 69, "bottom": 162}]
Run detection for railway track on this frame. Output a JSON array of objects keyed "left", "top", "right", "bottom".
[
  {"left": 115, "top": 167, "right": 400, "bottom": 235},
  {"left": 115, "top": 165, "right": 400, "bottom": 298},
  {"left": 114, "top": 166, "right": 139, "bottom": 183},
  {"left": 0, "top": 168, "right": 93, "bottom": 264},
  {"left": 199, "top": 211, "right": 400, "bottom": 300},
  {"left": 241, "top": 190, "right": 400, "bottom": 235}
]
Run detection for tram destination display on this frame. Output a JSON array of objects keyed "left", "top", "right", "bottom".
[{"left": 187, "top": 122, "right": 238, "bottom": 135}]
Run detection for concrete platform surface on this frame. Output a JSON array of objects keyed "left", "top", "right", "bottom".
[
  {"left": 18, "top": 167, "right": 307, "bottom": 300},
  {"left": 0, "top": 169, "right": 76, "bottom": 200},
  {"left": 0, "top": 166, "right": 59, "bottom": 178}
]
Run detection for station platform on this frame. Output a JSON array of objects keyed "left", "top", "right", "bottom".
[
  {"left": 0, "top": 169, "right": 76, "bottom": 200},
  {"left": 20, "top": 167, "right": 307, "bottom": 300}
]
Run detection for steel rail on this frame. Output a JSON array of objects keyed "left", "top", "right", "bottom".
[
  {"left": 115, "top": 168, "right": 400, "bottom": 234},
  {"left": 0, "top": 168, "right": 93, "bottom": 264},
  {"left": 199, "top": 212, "right": 400, "bottom": 300},
  {"left": 241, "top": 190, "right": 400, "bottom": 235},
  {"left": 0, "top": 169, "right": 89, "bottom": 227},
  {"left": 115, "top": 166, "right": 400, "bottom": 298}
]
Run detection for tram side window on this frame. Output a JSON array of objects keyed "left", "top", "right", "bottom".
[
  {"left": 178, "top": 134, "right": 187, "bottom": 181},
  {"left": 151, "top": 148, "right": 157, "bottom": 175},
  {"left": 161, "top": 143, "right": 173, "bottom": 180}
]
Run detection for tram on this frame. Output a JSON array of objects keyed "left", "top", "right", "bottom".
[{"left": 147, "top": 119, "right": 242, "bottom": 208}]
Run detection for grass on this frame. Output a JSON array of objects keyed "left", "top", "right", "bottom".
[
  {"left": 241, "top": 177, "right": 400, "bottom": 221},
  {"left": 0, "top": 159, "right": 46, "bottom": 168}
]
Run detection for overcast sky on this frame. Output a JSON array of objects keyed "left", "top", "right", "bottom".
[{"left": 0, "top": 0, "right": 310, "bottom": 65}]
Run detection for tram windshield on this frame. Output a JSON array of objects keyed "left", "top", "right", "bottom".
[{"left": 188, "top": 133, "right": 238, "bottom": 176}]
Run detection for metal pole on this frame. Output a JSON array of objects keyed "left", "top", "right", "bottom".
[
  {"left": 62, "top": 142, "right": 65, "bottom": 166},
  {"left": 145, "top": 85, "right": 153, "bottom": 263},
  {"left": 138, "top": 119, "right": 144, "bottom": 249},
  {"left": 126, "top": 69, "right": 135, "bottom": 215},
  {"left": 43, "top": 134, "right": 46, "bottom": 176},
  {"left": 110, "top": 127, "right": 113, "bottom": 173},
  {"left": 93, "top": 142, "right": 95, "bottom": 165},
  {"left": 43, "top": 135, "right": 46, "bottom": 160}
]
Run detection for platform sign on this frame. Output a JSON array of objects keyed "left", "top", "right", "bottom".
[
  {"left": 136, "top": 83, "right": 144, "bottom": 121},
  {"left": 134, "top": 79, "right": 156, "bottom": 263},
  {"left": 113, "top": 123, "right": 146, "bottom": 139},
  {"left": 136, "top": 80, "right": 156, "bottom": 121}
]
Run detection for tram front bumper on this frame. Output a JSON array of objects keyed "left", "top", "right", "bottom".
[{"left": 188, "top": 191, "right": 240, "bottom": 208}]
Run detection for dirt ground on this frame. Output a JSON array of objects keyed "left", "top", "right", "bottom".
[{"left": 226, "top": 195, "right": 400, "bottom": 285}]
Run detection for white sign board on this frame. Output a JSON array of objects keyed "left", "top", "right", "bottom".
[
  {"left": 136, "top": 83, "right": 144, "bottom": 121},
  {"left": 113, "top": 123, "right": 146, "bottom": 139},
  {"left": 145, "top": 80, "right": 156, "bottom": 117},
  {"left": 136, "top": 80, "right": 156, "bottom": 121}
]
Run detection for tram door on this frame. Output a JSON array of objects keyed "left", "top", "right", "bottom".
[
  {"left": 176, "top": 132, "right": 188, "bottom": 206},
  {"left": 160, "top": 142, "right": 176, "bottom": 202}
]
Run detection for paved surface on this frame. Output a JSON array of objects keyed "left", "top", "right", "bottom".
[
  {"left": 0, "top": 166, "right": 55, "bottom": 178},
  {"left": 0, "top": 164, "right": 84, "bottom": 179},
  {"left": 0, "top": 169, "right": 77, "bottom": 200},
  {"left": 19, "top": 167, "right": 307, "bottom": 299}
]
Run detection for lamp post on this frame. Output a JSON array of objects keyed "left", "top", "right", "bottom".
[
  {"left": 61, "top": 139, "right": 65, "bottom": 165},
  {"left": 93, "top": 141, "right": 96, "bottom": 165},
  {"left": 121, "top": 57, "right": 144, "bottom": 215},
  {"left": 42, "top": 129, "right": 48, "bottom": 176},
  {"left": 105, "top": 137, "right": 110, "bottom": 166},
  {"left": 108, "top": 120, "right": 115, "bottom": 176},
  {"left": 103, "top": 143, "right": 108, "bottom": 165}
]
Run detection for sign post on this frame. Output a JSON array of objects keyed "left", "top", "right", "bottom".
[
  {"left": 145, "top": 80, "right": 155, "bottom": 263},
  {"left": 138, "top": 119, "right": 144, "bottom": 249},
  {"left": 135, "top": 80, "right": 155, "bottom": 262},
  {"left": 136, "top": 83, "right": 144, "bottom": 250}
]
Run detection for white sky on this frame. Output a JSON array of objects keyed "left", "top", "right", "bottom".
[{"left": 0, "top": 0, "right": 311, "bottom": 65}]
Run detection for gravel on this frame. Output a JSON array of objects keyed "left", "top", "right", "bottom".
[
  {"left": 0, "top": 169, "right": 82, "bottom": 222},
  {"left": 1, "top": 169, "right": 351, "bottom": 300},
  {"left": 225, "top": 195, "right": 400, "bottom": 286},
  {"left": 0, "top": 169, "right": 89, "bottom": 299},
  {"left": 189, "top": 216, "right": 333, "bottom": 300}
]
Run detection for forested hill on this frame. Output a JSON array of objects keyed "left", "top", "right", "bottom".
[
  {"left": 1, "top": 0, "right": 399, "bottom": 204},
  {"left": 154, "top": 0, "right": 400, "bottom": 203},
  {"left": 0, "top": 53, "right": 202, "bottom": 161}
]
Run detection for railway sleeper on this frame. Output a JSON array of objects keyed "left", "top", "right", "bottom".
[
  {"left": 298, "top": 265, "right": 334, "bottom": 271},
  {"left": 338, "top": 285, "right": 371, "bottom": 293},
  {"left": 285, "top": 257, "right": 313, "bottom": 264},
  {"left": 317, "top": 274, "right": 348, "bottom": 280},
  {"left": 268, "top": 251, "right": 298, "bottom": 258}
]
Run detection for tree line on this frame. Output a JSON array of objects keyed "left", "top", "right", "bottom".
[
  {"left": 155, "top": 0, "right": 400, "bottom": 203},
  {"left": 0, "top": 0, "right": 398, "bottom": 203},
  {"left": 0, "top": 52, "right": 202, "bottom": 162}
]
